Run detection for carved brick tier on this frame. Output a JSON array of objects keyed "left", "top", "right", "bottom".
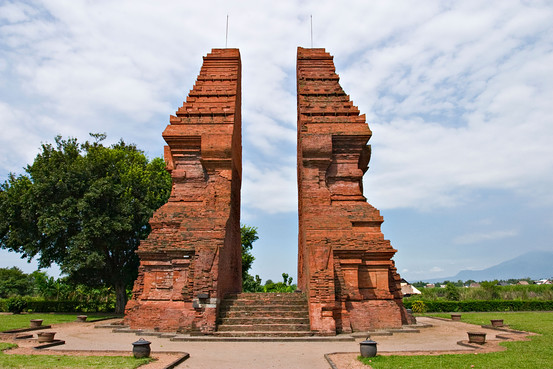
[
  {"left": 297, "top": 47, "right": 411, "bottom": 335},
  {"left": 125, "top": 49, "right": 242, "bottom": 333}
]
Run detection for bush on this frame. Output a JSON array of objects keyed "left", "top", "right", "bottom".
[
  {"left": 6, "top": 296, "right": 27, "bottom": 314},
  {"left": 0, "top": 298, "right": 115, "bottom": 313},
  {"left": 411, "top": 300, "right": 427, "bottom": 313},
  {"left": 445, "top": 282, "right": 460, "bottom": 301}
]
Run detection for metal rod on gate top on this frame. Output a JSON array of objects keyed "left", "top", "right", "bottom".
[
  {"left": 310, "top": 15, "right": 313, "bottom": 48},
  {"left": 226, "top": 14, "right": 229, "bottom": 48}
]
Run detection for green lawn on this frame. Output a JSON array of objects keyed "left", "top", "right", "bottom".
[
  {"left": 0, "top": 313, "right": 118, "bottom": 332},
  {"left": 0, "top": 347, "right": 151, "bottom": 368},
  {"left": 359, "top": 311, "right": 553, "bottom": 368},
  {"left": 0, "top": 314, "right": 149, "bottom": 368}
]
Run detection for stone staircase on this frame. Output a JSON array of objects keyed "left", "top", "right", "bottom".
[{"left": 215, "top": 292, "right": 313, "bottom": 337}]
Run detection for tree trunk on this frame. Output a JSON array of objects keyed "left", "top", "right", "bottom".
[{"left": 114, "top": 282, "right": 127, "bottom": 314}]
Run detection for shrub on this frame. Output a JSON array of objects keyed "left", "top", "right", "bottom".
[
  {"left": 445, "top": 282, "right": 461, "bottom": 301},
  {"left": 6, "top": 296, "right": 27, "bottom": 314},
  {"left": 411, "top": 300, "right": 427, "bottom": 313}
]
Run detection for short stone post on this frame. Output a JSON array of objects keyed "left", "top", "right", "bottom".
[
  {"left": 30, "top": 319, "right": 43, "bottom": 328},
  {"left": 451, "top": 313, "right": 461, "bottom": 321},
  {"left": 37, "top": 331, "right": 56, "bottom": 343},
  {"left": 467, "top": 331, "right": 486, "bottom": 344}
]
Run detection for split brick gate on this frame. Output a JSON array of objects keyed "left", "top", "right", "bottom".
[{"left": 124, "top": 47, "right": 412, "bottom": 335}]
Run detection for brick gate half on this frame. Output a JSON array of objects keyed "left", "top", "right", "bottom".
[
  {"left": 296, "top": 47, "right": 410, "bottom": 335},
  {"left": 125, "top": 49, "right": 242, "bottom": 334}
]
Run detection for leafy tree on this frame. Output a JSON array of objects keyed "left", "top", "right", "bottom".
[
  {"left": 240, "top": 225, "right": 258, "bottom": 279},
  {"left": 263, "top": 272, "right": 296, "bottom": 293},
  {"left": 240, "top": 225, "right": 262, "bottom": 292},
  {"left": 445, "top": 282, "right": 460, "bottom": 301},
  {"left": 481, "top": 280, "right": 501, "bottom": 299},
  {"left": 0, "top": 267, "right": 32, "bottom": 298},
  {"left": 0, "top": 134, "right": 171, "bottom": 313}
]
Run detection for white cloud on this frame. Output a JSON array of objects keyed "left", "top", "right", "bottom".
[
  {"left": 242, "top": 160, "right": 297, "bottom": 214},
  {"left": 453, "top": 229, "right": 519, "bottom": 245}
]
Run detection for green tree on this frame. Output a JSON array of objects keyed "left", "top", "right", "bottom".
[
  {"left": 240, "top": 225, "right": 258, "bottom": 280},
  {"left": 445, "top": 282, "right": 460, "bottom": 301},
  {"left": 481, "top": 280, "right": 501, "bottom": 299},
  {"left": 0, "top": 134, "right": 171, "bottom": 313},
  {"left": 240, "top": 225, "right": 262, "bottom": 292},
  {"left": 0, "top": 267, "right": 32, "bottom": 298}
]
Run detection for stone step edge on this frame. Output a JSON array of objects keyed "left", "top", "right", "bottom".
[
  {"left": 218, "top": 318, "right": 310, "bottom": 323},
  {"left": 171, "top": 335, "right": 355, "bottom": 342}
]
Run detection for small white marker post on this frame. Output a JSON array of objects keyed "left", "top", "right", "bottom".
[
  {"left": 310, "top": 15, "right": 313, "bottom": 48},
  {"left": 226, "top": 14, "right": 229, "bottom": 48}
]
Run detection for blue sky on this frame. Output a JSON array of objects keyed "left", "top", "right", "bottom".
[{"left": 1, "top": 0, "right": 552, "bottom": 283}]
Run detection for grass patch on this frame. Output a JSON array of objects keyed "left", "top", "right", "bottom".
[
  {"left": 0, "top": 342, "right": 151, "bottom": 368},
  {"left": 359, "top": 311, "right": 553, "bottom": 368},
  {"left": 0, "top": 313, "right": 117, "bottom": 332}
]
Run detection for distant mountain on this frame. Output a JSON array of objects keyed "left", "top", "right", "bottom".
[{"left": 423, "top": 251, "right": 553, "bottom": 283}]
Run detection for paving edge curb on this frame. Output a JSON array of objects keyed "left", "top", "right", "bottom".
[
  {"left": 324, "top": 352, "right": 341, "bottom": 369},
  {"left": 162, "top": 352, "right": 190, "bottom": 369},
  {"left": 456, "top": 340, "right": 484, "bottom": 349}
]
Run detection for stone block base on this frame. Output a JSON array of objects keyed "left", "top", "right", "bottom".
[
  {"left": 347, "top": 300, "right": 403, "bottom": 331},
  {"left": 125, "top": 300, "right": 197, "bottom": 333}
]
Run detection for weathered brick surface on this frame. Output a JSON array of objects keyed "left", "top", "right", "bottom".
[
  {"left": 297, "top": 47, "right": 409, "bottom": 334},
  {"left": 125, "top": 49, "right": 242, "bottom": 333}
]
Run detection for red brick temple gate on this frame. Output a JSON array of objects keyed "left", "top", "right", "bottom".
[
  {"left": 125, "top": 47, "right": 411, "bottom": 335},
  {"left": 296, "top": 47, "right": 410, "bottom": 335},
  {"left": 125, "top": 49, "right": 243, "bottom": 334}
]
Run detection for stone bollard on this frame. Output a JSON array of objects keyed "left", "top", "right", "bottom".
[
  {"left": 30, "top": 319, "right": 43, "bottom": 328},
  {"left": 76, "top": 315, "right": 88, "bottom": 322},
  {"left": 37, "top": 331, "right": 56, "bottom": 343},
  {"left": 490, "top": 319, "right": 504, "bottom": 327},
  {"left": 467, "top": 331, "right": 486, "bottom": 344},
  {"left": 451, "top": 314, "right": 461, "bottom": 321}
]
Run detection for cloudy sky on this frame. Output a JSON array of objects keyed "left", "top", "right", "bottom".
[{"left": 1, "top": 0, "right": 552, "bottom": 283}]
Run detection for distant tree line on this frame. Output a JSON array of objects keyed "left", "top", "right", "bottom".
[
  {"left": 410, "top": 277, "right": 537, "bottom": 288},
  {"left": 405, "top": 280, "right": 553, "bottom": 302},
  {"left": 0, "top": 267, "right": 117, "bottom": 313}
]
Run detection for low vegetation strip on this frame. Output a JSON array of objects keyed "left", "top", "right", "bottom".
[
  {"left": 0, "top": 313, "right": 116, "bottom": 332},
  {"left": 404, "top": 299, "right": 553, "bottom": 312},
  {"left": 358, "top": 311, "right": 553, "bottom": 369}
]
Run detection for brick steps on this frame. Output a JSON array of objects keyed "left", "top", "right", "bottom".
[
  {"left": 219, "top": 317, "right": 309, "bottom": 325},
  {"left": 217, "top": 323, "right": 310, "bottom": 332},
  {"left": 221, "top": 310, "right": 308, "bottom": 318},
  {"left": 216, "top": 293, "right": 312, "bottom": 337},
  {"left": 214, "top": 331, "right": 313, "bottom": 337}
]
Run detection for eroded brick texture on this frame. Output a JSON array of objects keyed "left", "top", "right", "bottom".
[
  {"left": 125, "top": 49, "right": 242, "bottom": 334},
  {"left": 297, "top": 47, "right": 412, "bottom": 335}
]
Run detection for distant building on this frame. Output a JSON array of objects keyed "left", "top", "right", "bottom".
[
  {"left": 400, "top": 279, "right": 422, "bottom": 297},
  {"left": 426, "top": 283, "right": 435, "bottom": 288},
  {"left": 517, "top": 281, "right": 529, "bottom": 285},
  {"left": 536, "top": 279, "right": 552, "bottom": 285},
  {"left": 469, "top": 283, "right": 481, "bottom": 288}
]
